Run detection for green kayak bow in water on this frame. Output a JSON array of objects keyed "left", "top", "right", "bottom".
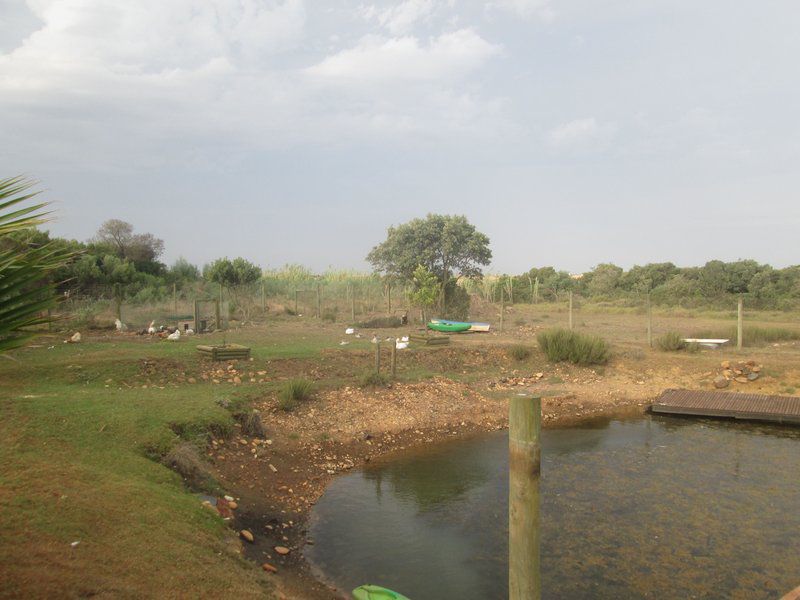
[{"left": 352, "top": 584, "right": 411, "bottom": 600}]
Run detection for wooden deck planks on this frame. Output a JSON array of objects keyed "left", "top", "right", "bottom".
[{"left": 651, "top": 388, "right": 800, "bottom": 424}]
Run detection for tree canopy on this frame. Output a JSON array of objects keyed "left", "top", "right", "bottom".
[{"left": 367, "top": 214, "right": 491, "bottom": 283}]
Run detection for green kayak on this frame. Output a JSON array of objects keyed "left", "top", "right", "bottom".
[
  {"left": 352, "top": 584, "right": 411, "bottom": 600},
  {"left": 427, "top": 321, "right": 471, "bottom": 333}
]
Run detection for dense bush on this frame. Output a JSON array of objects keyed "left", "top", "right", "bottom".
[
  {"left": 278, "top": 378, "right": 314, "bottom": 411},
  {"left": 356, "top": 316, "right": 402, "bottom": 328},
  {"left": 359, "top": 371, "right": 390, "bottom": 387},
  {"left": 537, "top": 328, "right": 610, "bottom": 365},
  {"left": 508, "top": 344, "right": 532, "bottom": 361},
  {"left": 656, "top": 331, "right": 687, "bottom": 351}
]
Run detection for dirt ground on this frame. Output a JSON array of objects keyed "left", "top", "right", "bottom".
[{"left": 198, "top": 312, "right": 800, "bottom": 599}]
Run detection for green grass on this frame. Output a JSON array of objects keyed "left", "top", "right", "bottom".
[
  {"left": 508, "top": 344, "right": 532, "bottom": 361},
  {"left": 278, "top": 378, "right": 314, "bottom": 411},
  {"left": 537, "top": 328, "right": 610, "bottom": 366},
  {"left": 690, "top": 325, "right": 800, "bottom": 346},
  {"left": 360, "top": 371, "right": 390, "bottom": 387}
]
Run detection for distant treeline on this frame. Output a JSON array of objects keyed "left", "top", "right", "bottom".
[{"left": 469, "top": 261, "right": 800, "bottom": 310}]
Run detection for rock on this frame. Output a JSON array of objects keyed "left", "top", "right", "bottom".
[
  {"left": 274, "top": 546, "right": 290, "bottom": 555},
  {"left": 262, "top": 563, "right": 278, "bottom": 573},
  {"left": 713, "top": 376, "right": 730, "bottom": 389},
  {"left": 228, "top": 501, "right": 238, "bottom": 510},
  {"left": 240, "top": 530, "right": 254, "bottom": 543},
  {"left": 752, "top": 366, "right": 761, "bottom": 373},
  {"left": 734, "top": 376, "right": 749, "bottom": 384},
  {"left": 268, "top": 464, "right": 278, "bottom": 473},
  {"left": 747, "top": 372, "right": 759, "bottom": 381},
  {"left": 720, "top": 360, "right": 730, "bottom": 369}
]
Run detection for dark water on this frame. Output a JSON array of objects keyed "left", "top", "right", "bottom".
[{"left": 307, "top": 416, "right": 800, "bottom": 599}]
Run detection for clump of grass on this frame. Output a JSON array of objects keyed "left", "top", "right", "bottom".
[
  {"left": 355, "top": 316, "right": 402, "bottom": 328},
  {"left": 278, "top": 378, "right": 314, "bottom": 411},
  {"left": 162, "top": 442, "right": 217, "bottom": 492},
  {"left": 360, "top": 371, "right": 390, "bottom": 387},
  {"left": 537, "top": 328, "right": 610, "bottom": 366},
  {"left": 284, "top": 306, "right": 297, "bottom": 316},
  {"left": 240, "top": 410, "right": 267, "bottom": 438},
  {"left": 656, "top": 331, "right": 687, "bottom": 352},
  {"left": 514, "top": 318, "right": 526, "bottom": 327},
  {"left": 508, "top": 344, "right": 532, "bottom": 361},
  {"left": 322, "top": 307, "right": 338, "bottom": 323}
]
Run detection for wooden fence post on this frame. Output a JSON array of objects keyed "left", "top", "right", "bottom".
[
  {"left": 387, "top": 283, "right": 392, "bottom": 313},
  {"left": 261, "top": 281, "right": 266, "bottom": 311},
  {"left": 193, "top": 300, "right": 200, "bottom": 333},
  {"left": 351, "top": 289, "right": 356, "bottom": 323},
  {"left": 509, "top": 394, "right": 541, "bottom": 600},
  {"left": 500, "top": 289, "right": 505, "bottom": 332},
  {"left": 390, "top": 342, "right": 397, "bottom": 378},
  {"left": 737, "top": 296, "right": 743, "bottom": 351},
  {"left": 173, "top": 282, "right": 177, "bottom": 315},
  {"left": 375, "top": 341, "right": 381, "bottom": 373},
  {"left": 568, "top": 291, "right": 574, "bottom": 330},
  {"left": 316, "top": 284, "right": 322, "bottom": 319},
  {"left": 646, "top": 292, "right": 653, "bottom": 348},
  {"left": 294, "top": 290, "right": 298, "bottom": 315},
  {"left": 215, "top": 299, "right": 221, "bottom": 331}
]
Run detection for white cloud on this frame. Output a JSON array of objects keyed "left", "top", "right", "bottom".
[
  {"left": 362, "top": 0, "right": 438, "bottom": 35},
  {"left": 306, "top": 29, "right": 501, "bottom": 82},
  {"left": 547, "top": 117, "right": 616, "bottom": 149},
  {"left": 488, "top": 0, "right": 555, "bottom": 21}
]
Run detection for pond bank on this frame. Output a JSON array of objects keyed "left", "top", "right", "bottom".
[{"left": 211, "top": 379, "right": 651, "bottom": 599}]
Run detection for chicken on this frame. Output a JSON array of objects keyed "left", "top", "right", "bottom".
[
  {"left": 65, "top": 332, "right": 81, "bottom": 343},
  {"left": 147, "top": 320, "right": 156, "bottom": 334},
  {"left": 166, "top": 329, "right": 181, "bottom": 341}
]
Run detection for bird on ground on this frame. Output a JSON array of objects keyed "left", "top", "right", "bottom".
[
  {"left": 339, "top": 341, "right": 349, "bottom": 346},
  {"left": 185, "top": 328, "right": 194, "bottom": 335},
  {"left": 166, "top": 329, "right": 181, "bottom": 341},
  {"left": 115, "top": 319, "right": 128, "bottom": 332},
  {"left": 400, "top": 336, "right": 409, "bottom": 342},
  {"left": 345, "top": 327, "right": 355, "bottom": 335},
  {"left": 370, "top": 335, "right": 378, "bottom": 344},
  {"left": 147, "top": 320, "right": 156, "bottom": 334},
  {"left": 65, "top": 332, "right": 81, "bottom": 343},
  {"left": 395, "top": 339, "right": 409, "bottom": 350}
]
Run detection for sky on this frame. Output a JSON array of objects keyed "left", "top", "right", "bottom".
[{"left": 2, "top": 0, "right": 799, "bottom": 274}]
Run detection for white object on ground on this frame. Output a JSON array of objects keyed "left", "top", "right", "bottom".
[
  {"left": 345, "top": 328, "right": 355, "bottom": 335},
  {"left": 185, "top": 328, "right": 194, "bottom": 335},
  {"left": 115, "top": 319, "right": 127, "bottom": 332},
  {"left": 167, "top": 329, "right": 181, "bottom": 341},
  {"left": 67, "top": 332, "right": 81, "bottom": 343},
  {"left": 147, "top": 320, "right": 156, "bottom": 334}
]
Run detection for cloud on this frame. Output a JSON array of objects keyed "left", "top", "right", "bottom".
[
  {"left": 361, "top": 0, "right": 438, "bottom": 35},
  {"left": 306, "top": 28, "right": 501, "bottom": 83},
  {"left": 487, "top": 0, "right": 555, "bottom": 21},
  {"left": 547, "top": 117, "right": 616, "bottom": 149}
]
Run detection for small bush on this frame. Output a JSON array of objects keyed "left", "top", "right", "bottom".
[
  {"left": 240, "top": 410, "right": 267, "bottom": 438},
  {"left": 322, "top": 307, "right": 338, "bottom": 322},
  {"left": 537, "top": 328, "right": 610, "bottom": 366},
  {"left": 514, "top": 318, "right": 526, "bottom": 326},
  {"left": 284, "top": 306, "right": 297, "bottom": 316},
  {"left": 508, "top": 344, "right": 532, "bottom": 361},
  {"left": 162, "top": 442, "right": 217, "bottom": 492},
  {"left": 360, "top": 371, "right": 390, "bottom": 387},
  {"left": 278, "top": 378, "right": 314, "bottom": 411},
  {"left": 355, "top": 316, "right": 402, "bottom": 328},
  {"left": 656, "top": 331, "right": 687, "bottom": 352}
]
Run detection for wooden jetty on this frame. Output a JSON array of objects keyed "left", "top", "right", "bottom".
[{"left": 651, "top": 388, "right": 800, "bottom": 425}]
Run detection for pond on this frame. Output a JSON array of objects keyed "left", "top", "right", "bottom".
[{"left": 306, "top": 416, "right": 800, "bottom": 599}]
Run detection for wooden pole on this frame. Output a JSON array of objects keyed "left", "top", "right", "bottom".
[
  {"left": 499, "top": 289, "right": 505, "bottom": 332},
  {"left": 173, "top": 282, "right": 177, "bottom": 315},
  {"left": 214, "top": 299, "right": 221, "bottom": 331},
  {"left": 375, "top": 341, "right": 381, "bottom": 373},
  {"left": 509, "top": 394, "right": 541, "bottom": 600},
  {"left": 261, "top": 281, "right": 266, "bottom": 311},
  {"left": 351, "top": 288, "right": 356, "bottom": 323},
  {"left": 646, "top": 292, "right": 653, "bottom": 348},
  {"left": 390, "top": 342, "right": 397, "bottom": 378},
  {"left": 194, "top": 300, "right": 200, "bottom": 333},
  {"left": 737, "top": 296, "right": 743, "bottom": 351},
  {"left": 568, "top": 291, "right": 574, "bottom": 330},
  {"left": 294, "top": 290, "right": 298, "bottom": 315},
  {"left": 387, "top": 283, "right": 392, "bottom": 313},
  {"left": 316, "top": 284, "right": 321, "bottom": 319}
]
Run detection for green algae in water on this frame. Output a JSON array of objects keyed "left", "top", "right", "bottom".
[{"left": 307, "top": 416, "right": 800, "bottom": 599}]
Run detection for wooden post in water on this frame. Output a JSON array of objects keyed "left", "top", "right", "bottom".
[
  {"left": 509, "top": 394, "right": 541, "bottom": 600},
  {"left": 568, "top": 291, "right": 574, "bottom": 330},
  {"left": 375, "top": 340, "right": 381, "bottom": 373},
  {"left": 737, "top": 296, "right": 743, "bottom": 351},
  {"left": 390, "top": 342, "right": 397, "bottom": 378},
  {"left": 646, "top": 292, "right": 653, "bottom": 348}
]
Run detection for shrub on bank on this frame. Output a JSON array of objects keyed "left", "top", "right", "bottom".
[
  {"left": 360, "top": 371, "right": 390, "bottom": 387},
  {"left": 537, "top": 328, "right": 610, "bottom": 366},
  {"left": 278, "top": 378, "right": 314, "bottom": 411},
  {"left": 508, "top": 344, "right": 532, "bottom": 361},
  {"left": 656, "top": 331, "right": 686, "bottom": 351}
]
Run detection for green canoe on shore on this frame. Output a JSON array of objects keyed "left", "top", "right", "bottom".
[
  {"left": 427, "top": 321, "right": 471, "bottom": 333},
  {"left": 352, "top": 584, "right": 411, "bottom": 600}
]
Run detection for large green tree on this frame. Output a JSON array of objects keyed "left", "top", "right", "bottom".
[
  {"left": 0, "top": 176, "right": 75, "bottom": 352},
  {"left": 367, "top": 214, "right": 491, "bottom": 313}
]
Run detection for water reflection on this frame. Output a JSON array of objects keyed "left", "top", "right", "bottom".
[{"left": 308, "top": 416, "right": 800, "bottom": 599}]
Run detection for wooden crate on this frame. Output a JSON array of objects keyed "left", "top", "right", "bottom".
[{"left": 196, "top": 344, "right": 251, "bottom": 361}]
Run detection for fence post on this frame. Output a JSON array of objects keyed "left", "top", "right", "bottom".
[
  {"left": 387, "top": 283, "right": 392, "bottom": 313},
  {"left": 391, "top": 342, "right": 397, "bottom": 378},
  {"left": 261, "top": 281, "right": 266, "bottom": 311},
  {"left": 568, "top": 291, "right": 574, "bottom": 330},
  {"left": 316, "top": 284, "right": 321, "bottom": 319},
  {"left": 193, "top": 300, "right": 200, "bottom": 333},
  {"left": 375, "top": 340, "right": 381, "bottom": 373},
  {"left": 500, "top": 289, "right": 505, "bottom": 332},
  {"left": 534, "top": 277, "right": 539, "bottom": 304},
  {"left": 294, "top": 290, "right": 298, "bottom": 315},
  {"left": 646, "top": 292, "right": 653, "bottom": 348},
  {"left": 351, "top": 289, "right": 356, "bottom": 323},
  {"left": 173, "top": 282, "right": 177, "bottom": 315},
  {"left": 215, "top": 299, "right": 221, "bottom": 331},
  {"left": 509, "top": 394, "right": 541, "bottom": 600},
  {"left": 737, "top": 296, "right": 743, "bottom": 351}
]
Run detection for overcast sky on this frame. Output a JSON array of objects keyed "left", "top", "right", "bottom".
[{"left": 2, "top": 0, "right": 799, "bottom": 274}]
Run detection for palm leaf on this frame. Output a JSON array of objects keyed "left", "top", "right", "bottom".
[{"left": 0, "top": 176, "right": 76, "bottom": 352}]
